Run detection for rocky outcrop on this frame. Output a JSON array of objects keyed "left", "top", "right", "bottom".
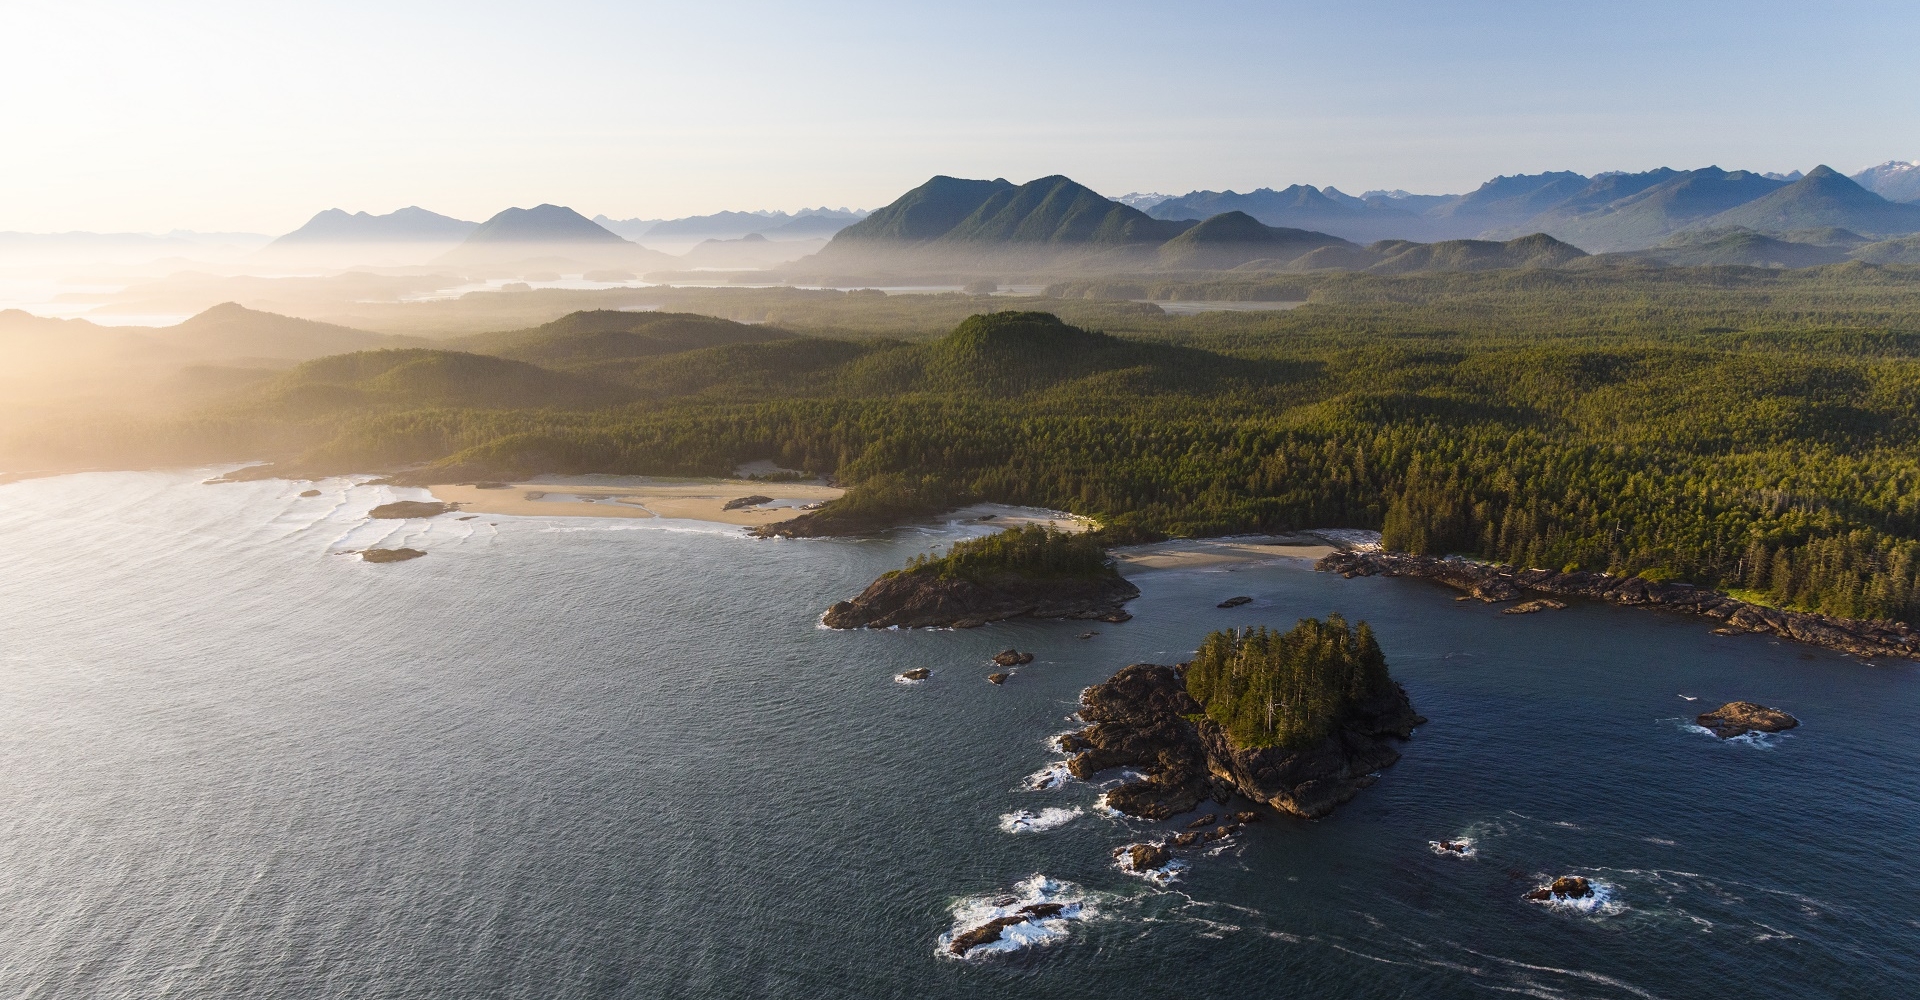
[
  {"left": 1217, "top": 596, "right": 1252, "bottom": 608},
  {"left": 368, "top": 500, "right": 457, "bottom": 519},
  {"left": 1696, "top": 701, "right": 1799, "bottom": 738},
  {"left": 823, "top": 572, "right": 1138, "bottom": 629},
  {"left": 992, "top": 649, "right": 1035, "bottom": 666},
  {"left": 1318, "top": 550, "right": 1920, "bottom": 661},
  {"left": 987, "top": 672, "right": 1010, "bottom": 685},
  {"left": 1062, "top": 662, "right": 1423, "bottom": 821},
  {"left": 948, "top": 903, "right": 1066, "bottom": 956},
  {"left": 1503, "top": 599, "right": 1566, "bottom": 615},
  {"left": 723, "top": 494, "right": 774, "bottom": 510},
  {"left": 1195, "top": 682, "right": 1424, "bottom": 819},
  {"left": 1527, "top": 876, "right": 1592, "bottom": 902},
  {"left": 898, "top": 668, "right": 931, "bottom": 681},
  {"left": 1116, "top": 842, "right": 1171, "bottom": 872}
]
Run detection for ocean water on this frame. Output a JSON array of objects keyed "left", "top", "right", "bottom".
[{"left": 0, "top": 470, "right": 1915, "bottom": 999}]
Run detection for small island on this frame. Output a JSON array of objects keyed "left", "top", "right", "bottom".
[
  {"left": 1064, "top": 616, "right": 1424, "bottom": 819},
  {"left": 1696, "top": 701, "right": 1799, "bottom": 738},
  {"left": 823, "top": 526, "right": 1138, "bottom": 629}
]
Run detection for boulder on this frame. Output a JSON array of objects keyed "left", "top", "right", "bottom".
[
  {"left": 1118, "top": 842, "right": 1171, "bottom": 871},
  {"left": 987, "top": 672, "right": 1010, "bottom": 685},
  {"left": 992, "top": 649, "right": 1035, "bottom": 666},
  {"left": 298, "top": 489, "right": 321, "bottom": 498},
  {"left": 1184, "top": 813, "right": 1218, "bottom": 830},
  {"left": 1217, "top": 596, "right": 1253, "bottom": 608},
  {"left": 1171, "top": 831, "right": 1202, "bottom": 847},
  {"left": 1527, "top": 875, "right": 1592, "bottom": 901},
  {"left": 1695, "top": 701, "right": 1799, "bottom": 738},
  {"left": 1503, "top": 599, "right": 1567, "bottom": 615},
  {"left": 899, "top": 668, "right": 931, "bottom": 681},
  {"left": 1233, "top": 811, "right": 1260, "bottom": 824},
  {"left": 723, "top": 495, "right": 775, "bottom": 511},
  {"left": 358, "top": 548, "right": 425, "bottom": 563},
  {"left": 948, "top": 903, "right": 1066, "bottom": 956}
]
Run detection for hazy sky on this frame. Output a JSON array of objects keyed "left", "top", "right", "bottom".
[{"left": 5, "top": 0, "right": 1918, "bottom": 233}]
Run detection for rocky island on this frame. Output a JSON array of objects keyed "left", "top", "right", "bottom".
[
  {"left": 1319, "top": 550, "right": 1920, "bottom": 661},
  {"left": 368, "top": 500, "right": 458, "bottom": 519},
  {"left": 1696, "top": 701, "right": 1799, "bottom": 738},
  {"left": 1063, "top": 616, "right": 1424, "bottom": 820},
  {"left": 823, "top": 526, "right": 1137, "bottom": 629}
]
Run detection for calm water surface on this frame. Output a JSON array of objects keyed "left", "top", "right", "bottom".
[{"left": 0, "top": 470, "right": 1914, "bottom": 999}]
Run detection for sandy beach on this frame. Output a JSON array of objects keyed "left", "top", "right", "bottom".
[
  {"left": 1111, "top": 533, "right": 1350, "bottom": 571},
  {"left": 429, "top": 476, "right": 845, "bottom": 527}
]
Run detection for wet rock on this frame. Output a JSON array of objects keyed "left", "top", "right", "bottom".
[
  {"left": 358, "top": 548, "right": 425, "bottom": 563},
  {"left": 824, "top": 572, "right": 1139, "bottom": 630},
  {"left": 948, "top": 903, "right": 1066, "bottom": 956},
  {"left": 1171, "top": 831, "right": 1202, "bottom": 847},
  {"left": 1117, "top": 842, "right": 1171, "bottom": 871},
  {"left": 899, "top": 668, "right": 931, "bottom": 681},
  {"left": 298, "top": 489, "right": 321, "bottom": 497},
  {"left": 1503, "top": 599, "right": 1567, "bottom": 615},
  {"left": 1434, "top": 840, "right": 1470, "bottom": 855},
  {"left": 1077, "top": 631, "right": 1098, "bottom": 639},
  {"left": 1217, "top": 596, "right": 1252, "bottom": 608},
  {"left": 368, "top": 500, "right": 456, "bottom": 519},
  {"left": 1233, "top": 811, "right": 1260, "bottom": 824},
  {"left": 723, "top": 494, "right": 775, "bottom": 511},
  {"left": 474, "top": 482, "right": 512, "bottom": 490},
  {"left": 1203, "top": 824, "right": 1237, "bottom": 842},
  {"left": 1526, "top": 876, "right": 1592, "bottom": 902},
  {"left": 1184, "top": 813, "right": 1218, "bottom": 830},
  {"left": 992, "top": 649, "right": 1035, "bottom": 667},
  {"left": 1695, "top": 701, "right": 1799, "bottom": 738},
  {"left": 987, "top": 672, "right": 1010, "bottom": 685}
]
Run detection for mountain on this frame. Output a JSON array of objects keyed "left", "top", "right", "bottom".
[
  {"left": 436, "top": 205, "right": 675, "bottom": 267},
  {"left": 756, "top": 211, "right": 866, "bottom": 239},
  {"left": 1288, "top": 233, "right": 1586, "bottom": 274},
  {"left": 1696, "top": 166, "right": 1920, "bottom": 237},
  {"left": 595, "top": 209, "right": 867, "bottom": 243},
  {"left": 678, "top": 232, "right": 826, "bottom": 268},
  {"left": 1421, "top": 172, "right": 1591, "bottom": 238},
  {"left": 1850, "top": 236, "right": 1920, "bottom": 265},
  {"left": 453, "top": 310, "right": 795, "bottom": 367},
  {"left": 259, "top": 348, "right": 625, "bottom": 412},
  {"left": 462, "top": 205, "right": 627, "bottom": 244},
  {"left": 591, "top": 216, "right": 664, "bottom": 240},
  {"left": 1498, "top": 167, "right": 1788, "bottom": 251},
  {"left": 1853, "top": 161, "right": 1920, "bottom": 204},
  {"left": 154, "top": 303, "right": 420, "bottom": 361},
  {"left": 1155, "top": 212, "right": 1353, "bottom": 269},
  {"left": 1148, "top": 186, "right": 1427, "bottom": 243},
  {"left": 831, "top": 176, "right": 1016, "bottom": 242},
  {"left": 269, "top": 207, "right": 477, "bottom": 245},
  {"left": 938, "top": 176, "right": 1189, "bottom": 244}
]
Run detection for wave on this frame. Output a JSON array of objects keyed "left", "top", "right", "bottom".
[
  {"left": 1527, "top": 876, "right": 1626, "bottom": 917},
  {"left": 1428, "top": 837, "right": 1476, "bottom": 859},
  {"left": 999, "top": 807, "right": 1083, "bottom": 833},
  {"left": 937, "top": 875, "right": 1090, "bottom": 960},
  {"left": 1021, "top": 762, "right": 1073, "bottom": 790}
]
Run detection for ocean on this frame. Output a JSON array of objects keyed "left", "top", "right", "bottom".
[{"left": 0, "top": 470, "right": 1913, "bottom": 998}]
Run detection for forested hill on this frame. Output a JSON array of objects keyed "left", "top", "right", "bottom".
[{"left": 14, "top": 264, "right": 1920, "bottom": 625}]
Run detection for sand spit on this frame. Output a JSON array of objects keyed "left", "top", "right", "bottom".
[
  {"left": 428, "top": 476, "right": 844, "bottom": 527},
  {"left": 1112, "top": 532, "right": 1352, "bottom": 572}
]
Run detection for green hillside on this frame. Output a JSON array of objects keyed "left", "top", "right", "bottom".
[
  {"left": 252, "top": 348, "right": 627, "bottom": 412},
  {"left": 1156, "top": 212, "right": 1352, "bottom": 269},
  {"left": 453, "top": 310, "right": 795, "bottom": 363},
  {"left": 830, "top": 176, "right": 1016, "bottom": 242},
  {"left": 1701, "top": 166, "right": 1920, "bottom": 236},
  {"left": 1631, "top": 229, "right": 1850, "bottom": 268},
  {"left": 1515, "top": 167, "right": 1787, "bottom": 251}
]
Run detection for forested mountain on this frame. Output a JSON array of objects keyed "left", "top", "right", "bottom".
[
  {"left": 437, "top": 205, "right": 676, "bottom": 267},
  {"left": 1492, "top": 167, "right": 1789, "bottom": 251},
  {"left": 1155, "top": 212, "right": 1354, "bottom": 269},
  {"left": 461, "top": 205, "right": 628, "bottom": 244},
  {"left": 1148, "top": 186, "right": 1426, "bottom": 244},
  {"left": 269, "top": 207, "right": 477, "bottom": 245},
  {"left": 1699, "top": 167, "right": 1920, "bottom": 236}
]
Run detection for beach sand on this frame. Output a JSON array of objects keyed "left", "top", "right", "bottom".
[
  {"left": 429, "top": 476, "right": 845, "bottom": 527},
  {"left": 944, "top": 503, "right": 1097, "bottom": 534},
  {"left": 1112, "top": 534, "right": 1341, "bottom": 571}
]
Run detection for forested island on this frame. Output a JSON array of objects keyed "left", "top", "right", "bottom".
[
  {"left": 12, "top": 264, "right": 1920, "bottom": 633},
  {"left": 824, "top": 526, "right": 1137, "bottom": 628},
  {"left": 1064, "top": 616, "right": 1423, "bottom": 820}
]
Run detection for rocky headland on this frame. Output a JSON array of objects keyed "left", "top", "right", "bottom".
[
  {"left": 1062, "top": 637, "right": 1424, "bottom": 820},
  {"left": 1318, "top": 550, "right": 1920, "bottom": 661}
]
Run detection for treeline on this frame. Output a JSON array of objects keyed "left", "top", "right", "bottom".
[
  {"left": 1185, "top": 617, "right": 1395, "bottom": 749},
  {"left": 902, "top": 525, "right": 1112, "bottom": 582}
]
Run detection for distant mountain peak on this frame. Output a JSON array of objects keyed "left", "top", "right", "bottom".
[
  {"left": 270, "top": 206, "right": 477, "bottom": 245},
  {"left": 462, "top": 204, "right": 627, "bottom": 244}
]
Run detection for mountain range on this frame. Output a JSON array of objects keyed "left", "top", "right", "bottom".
[
  {"left": 592, "top": 208, "right": 867, "bottom": 243},
  {"left": 269, "top": 207, "right": 477, "bottom": 245}
]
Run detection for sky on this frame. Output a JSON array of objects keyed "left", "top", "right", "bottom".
[{"left": 3, "top": 0, "right": 1918, "bottom": 234}]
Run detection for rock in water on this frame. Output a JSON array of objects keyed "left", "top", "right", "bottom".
[
  {"left": 1217, "top": 596, "right": 1252, "bottom": 608},
  {"left": 899, "top": 668, "right": 931, "bottom": 681},
  {"left": 987, "top": 672, "right": 1010, "bottom": 685},
  {"left": 992, "top": 649, "right": 1035, "bottom": 666},
  {"left": 1503, "top": 599, "right": 1567, "bottom": 615},
  {"left": 947, "top": 903, "right": 1066, "bottom": 956},
  {"left": 1696, "top": 701, "right": 1799, "bottom": 738},
  {"left": 1527, "top": 875, "right": 1592, "bottom": 901},
  {"left": 359, "top": 548, "right": 425, "bottom": 563},
  {"left": 1184, "top": 813, "right": 1218, "bottom": 829},
  {"left": 825, "top": 574, "right": 1139, "bottom": 629},
  {"left": 368, "top": 500, "right": 456, "bottom": 519},
  {"left": 299, "top": 489, "right": 322, "bottom": 498},
  {"left": 1117, "top": 842, "right": 1171, "bottom": 871},
  {"left": 722, "top": 495, "right": 774, "bottom": 511}
]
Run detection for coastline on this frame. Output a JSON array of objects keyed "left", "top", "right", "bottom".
[
  {"left": 1112, "top": 533, "right": 1340, "bottom": 572},
  {"left": 427, "top": 476, "right": 845, "bottom": 527}
]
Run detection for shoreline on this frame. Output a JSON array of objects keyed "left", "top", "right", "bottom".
[
  {"left": 1111, "top": 531, "right": 1364, "bottom": 572},
  {"left": 427, "top": 476, "right": 845, "bottom": 527}
]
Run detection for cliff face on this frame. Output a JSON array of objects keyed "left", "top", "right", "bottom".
[
  {"left": 1063, "top": 663, "right": 1424, "bottom": 820},
  {"left": 822, "top": 571, "right": 1138, "bottom": 629},
  {"left": 1318, "top": 550, "right": 1920, "bottom": 661}
]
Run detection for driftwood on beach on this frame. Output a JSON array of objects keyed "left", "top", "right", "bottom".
[{"left": 1316, "top": 550, "right": 1920, "bottom": 662}]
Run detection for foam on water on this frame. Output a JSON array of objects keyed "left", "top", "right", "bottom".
[
  {"left": 937, "top": 875, "right": 1090, "bottom": 960},
  {"left": 998, "top": 807, "right": 1083, "bottom": 833},
  {"left": 1021, "top": 762, "right": 1073, "bottom": 790},
  {"left": 1527, "top": 877, "right": 1626, "bottom": 917}
]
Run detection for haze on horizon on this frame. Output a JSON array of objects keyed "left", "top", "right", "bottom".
[{"left": 5, "top": 0, "right": 1918, "bottom": 234}]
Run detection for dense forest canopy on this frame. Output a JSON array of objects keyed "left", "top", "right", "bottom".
[
  {"left": 1185, "top": 618, "right": 1396, "bottom": 750},
  {"left": 899, "top": 526, "right": 1113, "bottom": 582},
  {"left": 11, "top": 263, "right": 1920, "bottom": 622}
]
